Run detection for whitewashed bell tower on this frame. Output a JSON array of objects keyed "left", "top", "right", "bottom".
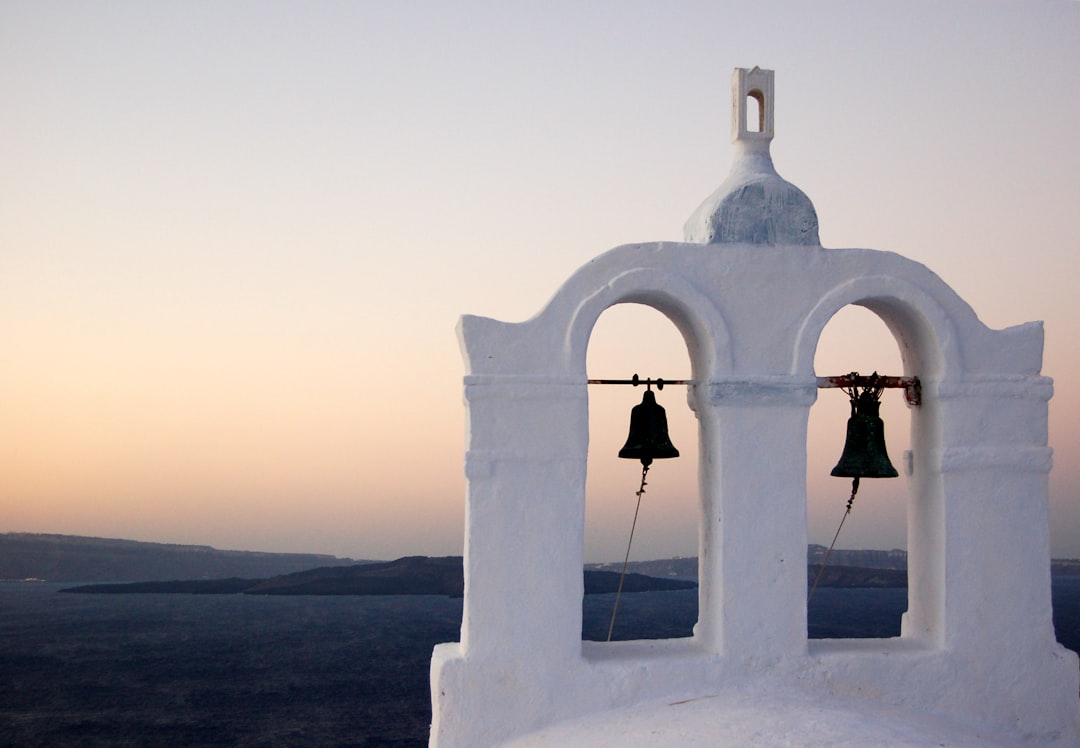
[{"left": 429, "top": 67, "right": 1079, "bottom": 747}]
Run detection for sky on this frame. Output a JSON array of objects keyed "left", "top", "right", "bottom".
[{"left": 2, "top": 1, "right": 1079, "bottom": 563}]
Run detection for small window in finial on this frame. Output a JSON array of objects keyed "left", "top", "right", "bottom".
[{"left": 747, "top": 90, "right": 765, "bottom": 133}]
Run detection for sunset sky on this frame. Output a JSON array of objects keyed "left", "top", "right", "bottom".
[{"left": 3, "top": 1, "right": 1079, "bottom": 562}]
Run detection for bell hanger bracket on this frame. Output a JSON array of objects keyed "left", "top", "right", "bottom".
[{"left": 817, "top": 372, "right": 921, "bottom": 407}]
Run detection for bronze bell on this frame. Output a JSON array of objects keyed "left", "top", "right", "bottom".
[
  {"left": 831, "top": 389, "right": 899, "bottom": 479},
  {"left": 618, "top": 389, "right": 680, "bottom": 466}
]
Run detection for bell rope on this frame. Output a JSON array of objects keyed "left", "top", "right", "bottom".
[{"left": 607, "top": 462, "right": 649, "bottom": 642}]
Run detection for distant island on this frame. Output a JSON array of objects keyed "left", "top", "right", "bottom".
[
  {"left": 588, "top": 556, "right": 906, "bottom": 589},
  {"left": 0, "top": 532, "right": 361, "bottom": 583},
  {"left": 7, "top": 533, "right": 1080, "bottom": 595},
  {"left": 60, "top": 556, "right": 697, "bottom": 597}
]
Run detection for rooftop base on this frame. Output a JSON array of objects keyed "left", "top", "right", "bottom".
[{"left": 504, "top": 687, "right": 1020, "bottom": 747}]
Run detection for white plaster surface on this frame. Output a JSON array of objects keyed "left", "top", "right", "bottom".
[
  {"left": 505, "top": 688, "right": 1020, "bottom": 747},
  {"left": 429, "top": 67, "right": 1079, "bottom": 747}
]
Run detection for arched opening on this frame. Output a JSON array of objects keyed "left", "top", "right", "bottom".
[
  {"left": 747, "top": 90, "right": 764, "bottom": 133},
  {"left": 582, "top": 303, "right": 698, "bottom": 641},
  {"left": 807, "top": 304, "right": 911, "bottom": 639}
]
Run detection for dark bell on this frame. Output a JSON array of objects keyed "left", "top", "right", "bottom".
[
  {"left": 618, "top": 389, "right": 680, "bottom": 467},
  {"left": 831, "top": 394, "right": 899, "bottom": 479}
]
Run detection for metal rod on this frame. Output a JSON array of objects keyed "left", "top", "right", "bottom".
[
  {"left": 587, "top": 378, "right": 692, "bottom": 386},
  {"left": 588, "top": 374, "right": 691, "bottom": 390},
  {"left": 816, "top": 373, "right": 916, "bottom": 389},
  {"left": 588, "top": 372, "right": 920, "bottom": 404}
]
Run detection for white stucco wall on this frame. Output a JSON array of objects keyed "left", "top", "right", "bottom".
[{"left": 430, "top": 241, "right": 1078, "bottom": 747}]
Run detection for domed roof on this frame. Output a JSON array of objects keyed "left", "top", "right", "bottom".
[
  {"left": 684, "top": 146, "right": 819, "bottom": 245},
  {"left": 684, "top": 67, "right": 820, "bottom": 246}
]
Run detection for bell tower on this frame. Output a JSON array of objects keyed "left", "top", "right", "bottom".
[{"left": 429, "top": 67, "right": 1079, "bottom": 747}]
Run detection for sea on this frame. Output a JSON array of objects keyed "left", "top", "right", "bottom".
[{"left": 2, "top": 579, "right": 1079, "bottom": 747}]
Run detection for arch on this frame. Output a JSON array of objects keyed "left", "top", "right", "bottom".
[
  {"left": 746, "top": 89, "right": 765, "bottom": 132},
  {"left": 565, "top": 266, "right": 733, "bottom": 384},
  {"left": 806, "top": 305, "right": 911, "bottom": 637},
  {"left": 556, "top": 265, "right": 730, "bottom": 646},
  {"left": 582, "top": 304, "right": 699, "bottom": 640},
  {"left": 792, "top": 275, "right": 961, "bottom": 382},
  {"left": 795, "top": 274, "right": 958, "bottom": 646}
]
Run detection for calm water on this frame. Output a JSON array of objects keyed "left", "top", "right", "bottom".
[{"left": 2, "top": 581, "right": 1078, "bottom": 747}]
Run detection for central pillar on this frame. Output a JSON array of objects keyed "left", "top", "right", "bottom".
[{"left": 697, "top": 377, "right": 816, "bottom": 658}]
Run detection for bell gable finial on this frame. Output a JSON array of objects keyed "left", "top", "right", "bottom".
[
  {"left": 684, "top": 66, "right": 819, "bottom": 246},
  {"left": 733, "top": 66, "right": 775, "bottom": 142}
]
